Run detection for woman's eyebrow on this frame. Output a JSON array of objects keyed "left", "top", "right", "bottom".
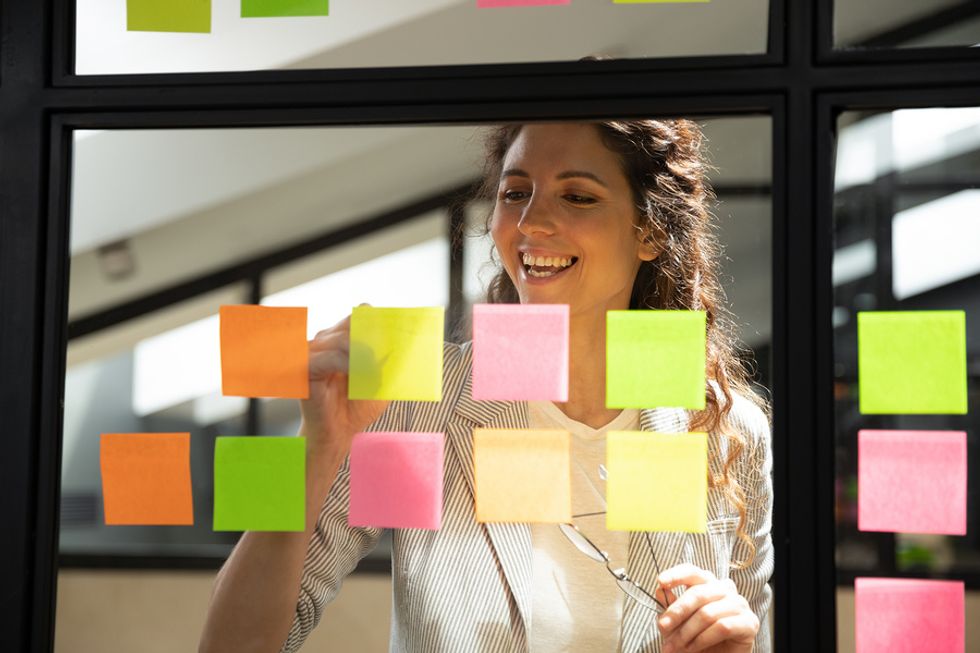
[{"left": 501, "top": 167, "right": 609, "bottom": 188}]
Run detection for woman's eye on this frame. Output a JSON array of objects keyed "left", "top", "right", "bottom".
[
  {"left": 502, "top": 190, "right": 528, "bottom": 201},
  {"left": 565, "top": 194, "right": 596, "bottom": 204}
]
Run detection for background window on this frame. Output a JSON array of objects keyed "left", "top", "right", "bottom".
[{"left": 835, "top": 0, "right": 980, "bottom": 49}]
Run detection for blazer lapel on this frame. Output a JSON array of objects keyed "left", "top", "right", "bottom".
[
  {"left": 620, "top": 406, "right": 692, "bottom": 653},
  {"left": 445, "top": 345, "right": 534, "bottom": 647}
]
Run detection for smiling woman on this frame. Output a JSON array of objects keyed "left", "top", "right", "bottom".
[{"left": 199, "top": 119, "right": 774, "bottom": 653}]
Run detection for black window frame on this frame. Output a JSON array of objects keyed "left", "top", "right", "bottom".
[{"left": 3, "top": 0, "right": 980, "bottom": 650}]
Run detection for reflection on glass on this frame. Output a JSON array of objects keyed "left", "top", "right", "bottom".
[
  {"left": 833, "top": 108, "right": 979, "bottom": 583},
  {"left": 75, "top": 0, "right": 769, "bottom": 75},
  {"left": 836, "top": 0, "right": 980, "bottom": 49}
]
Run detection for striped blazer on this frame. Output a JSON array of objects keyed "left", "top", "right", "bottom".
[{"left": 282, "top": 341, "right": 774, "bottom": 653}]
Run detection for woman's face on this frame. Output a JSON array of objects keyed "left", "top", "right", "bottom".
[{"left": 490, "top": 123, "right": 657, "bottom": 318}]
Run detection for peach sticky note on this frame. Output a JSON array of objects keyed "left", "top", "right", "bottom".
[
  {"left": 857, "top": 311, "right": 967, "bottom": 414},
  {"left": 858, "top": 429, "right": 967, "bottom": 535},
  {"left": 472, "top": 304, "right": 569, "bottom": 401},
  {"left": 348, "top": 432, "right": 445, "bottom": 530},
  {"left": 606, "top": 310, "right": 706, "bottom": 410},
  {"left": 348, "top": 306, "right": 444, "bottom": 402},
  {"left": 220, "top": 305, "right": 309, "bottom": 399},
  {"left": 606, "top": 431, "right": 707, "bottom": 532},
  {"left": 473, "top": 429, "right": 571, "bottom": 523},
  {"left": 855, "top": 578, "right": 964, "bottom": 653},
  {"left": 478, "top": 0, "right": 569, "bottom": 7},
  {"left": 100, "top": 433, "right": 194, "bottom": 526}
]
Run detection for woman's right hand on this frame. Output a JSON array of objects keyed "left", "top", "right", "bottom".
[{"left": 300, "top": 311, "right": 390, "bottom": 466}]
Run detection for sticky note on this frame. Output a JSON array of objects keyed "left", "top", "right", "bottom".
[
  {"left": 127, "top": 0, "right": 211, "bottom": 33},
  {"left": 220, "top": 305, "right": 309, "bottom": 399},
  {"left": 855, "top": 578, "right": 964, "bottom": 653},
  {"left": 100, "top": 433, "right": 194, "bottom": 526},
  {"left": 348, "top": 306, "right": 444, "bottom": 402},
  {"left": 473, "top": 429, "right": 571, "bottom": 523},
  {"left": 606, "top": 431, "right": 707, "bottom": 532},
  {"left": 242, "top": 0, "right": 328, "bottom": 17},
  {"left": 472, "top": 304, "right": 568, "bottom": 401},
  {"left": 858, "top": 430, "right": 967, "bottom": 535},
  {"left": 606, "top": 310, "right": 706, "bottom": 409},
  {"left": 348, "top": 432, "right": 444, "bottom": 530},
  {"left": 478, "top": 0, "right": 569, "bottom": 7},
  {"left": 858, "top": 311, "right": 967, "bottom": 414},
  {"left": 213, "top": 436, "right": 305, "bottom": 532}
]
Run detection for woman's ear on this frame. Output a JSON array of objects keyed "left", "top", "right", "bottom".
[
  {"left": 638, "top": 239, "right": 660, "bottom": 262},
  {"left": 636, "top": 222, "right": 665, "bottom": 262}
]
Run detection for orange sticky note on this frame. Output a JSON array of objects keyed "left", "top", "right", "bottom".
[
  {"left": 100, "top": 433, "right": 194, "bottom": 525},
  {"left": 473, "top": 429, "right": 571, "bottom": 523},
  {"left": 220, "top": 305, "right": 309, "bottom": 399}
]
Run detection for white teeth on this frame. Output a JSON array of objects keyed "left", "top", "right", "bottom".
[{"left": 521, "top": 252, "right": 575, "bottom": 269}]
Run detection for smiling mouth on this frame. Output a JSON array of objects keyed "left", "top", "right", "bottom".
[{"left": 521, "top": 252, "right": 579, "bottom": 278}]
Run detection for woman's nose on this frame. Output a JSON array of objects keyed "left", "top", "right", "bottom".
[{"left": 517, "top": 196, "right": 558, "bottom": 236}]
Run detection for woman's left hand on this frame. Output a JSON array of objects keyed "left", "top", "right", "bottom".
[{"left": 655, "top": 563, "right": 758, "bottom": 653}]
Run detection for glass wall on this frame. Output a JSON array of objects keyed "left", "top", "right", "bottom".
[
  {"left": 75, "top": 0, "right": 770, "bottom": 75},
  {"left": 832, "top": 107, "right": 980, "bottom": 583},
  {"left": 835, "top": 0, "right": 980, "bottom": 49}
]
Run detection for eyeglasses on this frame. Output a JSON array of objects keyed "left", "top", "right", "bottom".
[{"left": 558, "top": 511, "right": 672, "bottom": 614}]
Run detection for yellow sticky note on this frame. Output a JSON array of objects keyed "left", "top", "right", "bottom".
[
  {"left": 348, "top": 306, "right": 444, "bottom": 401},
  {"left": 473, "top": 429, "right": 571, "bottom": 523},
  {"left": 606, "top": 431, "right": 707, "bottom": 532}
]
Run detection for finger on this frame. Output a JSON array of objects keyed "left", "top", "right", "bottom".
[
  {"left": 309, "top": 330, "right": 349, "bottom": 352},
  {"left": 680, "top": 613, "right": 759, "bottom": 652},
  {"left": 309, "top": 349, "right": 349, "bottom": 378},
  {"left": 665, "top": 595, "right": 744, "bottom": 649},
  {"left": 658, "top": 581, "right": 731, "bottom": 635},
  {"left": 657, "top": 563, "right": 717, "bottom": 594}
]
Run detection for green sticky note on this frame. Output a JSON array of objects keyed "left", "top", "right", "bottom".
[
  {"left": 349, "top": 306, "right": 444, "bottom": 402},
  {"left": 858, "top": 311, "right": 967, "bottom": 414},
  {"left": 242, "top": 0, "right": 328, "bottom": 17},
  {"left": 606, "top": 310, "right": 706, "bottom": 409},
  {"left": 127, "top": 0, "right": 211, "bottom": 33},
  {"left": 606, "top": 431, "right": 708, "bottom": 532},
  {"left": 213, "top": 437, "right": 305, "bottom": 532}
]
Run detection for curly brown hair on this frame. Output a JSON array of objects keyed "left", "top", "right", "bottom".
[{"left": 470, "top": 119, "right": 769, "bottom": 568}]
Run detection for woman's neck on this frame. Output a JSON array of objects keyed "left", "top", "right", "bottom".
[{"left": 553, "top": 310, "right": 623, "bottom": 429}]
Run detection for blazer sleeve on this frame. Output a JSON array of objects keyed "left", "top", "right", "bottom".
[
  {"left": 726, "top": 396, "right": 775, "bottom": 653},
  {"left": 279, "top": 401, "right": 408, "bottom": 653}
]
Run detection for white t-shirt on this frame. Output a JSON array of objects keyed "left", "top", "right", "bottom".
[{"left": 527, "top": 401, "right": 641, "bottom": 653}]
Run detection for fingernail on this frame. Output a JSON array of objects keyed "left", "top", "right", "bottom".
[{"left": 659, "top": 615, "right": 671, "bottom": 629}]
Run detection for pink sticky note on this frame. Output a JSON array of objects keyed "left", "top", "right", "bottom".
[
  {"left": 855, "top": 578, "right": 964, "bottom": 653},
  {"left": 858, "top": 430, "right": 967, "bottom": 535},
  {"left": 348, "top": 432, "right": 444, "bottom": 530},
  {"left": 478, "top": 0, "right": 569, "bottom": 7},
  {"left": 472, "top": 304, "right": 569, "bottom": 401}
]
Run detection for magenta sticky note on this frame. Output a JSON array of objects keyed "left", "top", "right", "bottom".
[
  {"left": 348, "top": 432, "right": 444, "bottom": 530},
  {"left": 472, "top": 304, "right": 569, "bottom": 401},
  {"left": 858, "top": 430, "right": 967, "bottom": 535},
  {"left": 855, "top": 577, "right": 964, "bottom": 653},
  {"left": 478, "top": 0, "right": 569, "bottom": 7}
]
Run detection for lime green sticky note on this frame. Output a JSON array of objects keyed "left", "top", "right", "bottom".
[
  {"left": 349, "top": 306, "right": 444, "bottom": 402},
  {"left": 606, "top": 310, "right": 706, "bottom": 409},
  {"left": 606, "top": 431, "right": 707, "bottom": 532},
  {"left": 242, "top": 0, "right": 328, "bottom": 17},
  {"left": 127, "top": 0, "right": 211, "bottom": 33},
  {"left": 858, "top": 311, "right": 967, "bottom": 414},
  {"left": 213, "top": 437, "right": 305, "bottom": 532}
]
